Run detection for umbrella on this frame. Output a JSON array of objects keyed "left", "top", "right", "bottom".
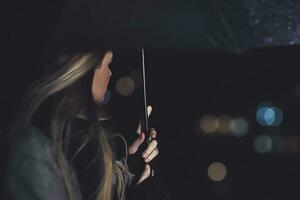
[
  {"left": 45, "top": 0, "right": 300, "bottom": 134},
  {"left": 46, "top": 0, "right": 300, "bottom": 56},
  {"left": 43, "top": 0, "right": 300, "bottom": 171}
]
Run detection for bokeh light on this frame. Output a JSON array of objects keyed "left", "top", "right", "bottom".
[
  {"left": 272, "top": 107, "right": 283, "bottom": 126},
  {"left": 208, "top": 162, "right": 227, "bottom": 182},
  {"left": 200, "top": 114, "right": 219, "bottom": 133},
  {"left": 115, "top": 77, "right": 135, "bottom": 96},
  {"left": 254, "top": 135, "right": 272, "bottom": 154},
  {"left": 218, "top": 115, "right": 232, "bottom": 133},
  {"left": 230, "top": 118, "right": 249, "bottom": 137},
  {"left": 269, "top": 135, "right": 285, "bottom": 153},
  {"left": 264, "top": 108, "right": 275, "bottom": 125},
  {"left": 256, "top": 105, "right": 283, "bottom": 127},
  {"left": 285, "top": 136, "right": 300, "bottom": 154},
  {"left": 256, "top": 106, "right": 272, "bottom": 127}
]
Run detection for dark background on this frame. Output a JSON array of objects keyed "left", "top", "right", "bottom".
[{"left": 3, "top": 1, "right": 300, "bottom": 200}]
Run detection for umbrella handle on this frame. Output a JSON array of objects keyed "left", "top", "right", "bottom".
[{"left": 140, "top": 48, "right": 156, "bottom": 174}]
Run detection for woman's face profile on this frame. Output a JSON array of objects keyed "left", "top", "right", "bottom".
[{"left": 91, "top": 51, "right": 113, "bottom": 104}]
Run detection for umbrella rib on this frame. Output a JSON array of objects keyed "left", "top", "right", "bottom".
[{"left": 211, "top": 0, "right": 241, "bottom": 52}]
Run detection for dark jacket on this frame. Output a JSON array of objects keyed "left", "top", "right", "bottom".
[{"left": 5, "top": 123, "right": 170, "bottom": 200}]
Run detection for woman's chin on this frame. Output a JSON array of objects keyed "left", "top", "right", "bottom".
[
  {"left": 98, "top": 90, "right": 111, "bottom": 106},
  {"left": 99, "top": 97, "right": 105, "bottom": 104}
]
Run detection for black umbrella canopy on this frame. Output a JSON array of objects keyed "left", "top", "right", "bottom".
[{"left": 46, "top": 0, "right": 300, "bottom": 56}]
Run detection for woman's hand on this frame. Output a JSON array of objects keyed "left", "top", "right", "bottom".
[{"left": 128, "top": 106, "right": 159, "bottom": 185}]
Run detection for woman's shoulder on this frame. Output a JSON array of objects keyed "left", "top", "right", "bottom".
[
  {"left": 5, "top": 125, "right": 74, "bottom": 200},
  {"left": 9, "top": 125, "right": 54, "bottom": 162}
]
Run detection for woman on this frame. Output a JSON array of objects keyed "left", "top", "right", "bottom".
[{"left": 5, "top": 51, "right": 169, "bottom": 200}]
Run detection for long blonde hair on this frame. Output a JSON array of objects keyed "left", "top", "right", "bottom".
[{"left": 11, "top": 52, "right": 131, "bottom": 200}]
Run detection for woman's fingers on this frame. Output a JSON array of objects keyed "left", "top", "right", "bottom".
[
  {"left": 141, "top": 128, "right": 159, "bottom": 158},
  {"left": 136, "top": 164, "right": 151, "bottom": 185},
  {"left": 128, "top": 132, "right": 145, "bottom": 155},
  {"left": 144, "top": 147, "right": 159, "bottom": 163},
  {"left": 142, "top": 139, "right": 158, "bottom": 158},
  {"left": 150, "top": 128, "right": 157, "bottom": 139}
]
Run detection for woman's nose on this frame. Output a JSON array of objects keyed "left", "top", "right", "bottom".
[{"left": 105, "top": 51, "right": 113, "bottom": 63}]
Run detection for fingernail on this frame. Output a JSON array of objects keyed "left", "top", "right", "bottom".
[
  {"left": 142, "top": 152, "right": 148, "bottom": 158},
  {"left": 147, "top": 106, "right": 152, "bottom": 116}
]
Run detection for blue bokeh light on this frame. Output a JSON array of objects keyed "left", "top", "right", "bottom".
[
  {"left": 273, "top": 107, "right": 283, "bottom": 126},
  {"left": 264, "top": 108, "right": 275, "bottom": 126},
  {"left": 256, "top": 105, "right": 283, "bottom": 127}
]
